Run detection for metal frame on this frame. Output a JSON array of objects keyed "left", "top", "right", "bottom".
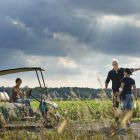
[
  {"left": 35, "top": 69, "right": 48, "bottom": 102},
  {"left": 0, "top": 67, "right": 47, "bottom": 102}
]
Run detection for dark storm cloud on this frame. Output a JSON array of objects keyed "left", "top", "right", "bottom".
[
  {"left": 89, "top": 23, "right": 140, "bottom": 55},
  {"left": 0, "top": 0, "right": 140, "bottom": 59},
  {"left": 69, "top": 0, "right": 140, "bottom": 15},
  {"left": 0, "top": 47, "right": 82, "bottom": 77}
]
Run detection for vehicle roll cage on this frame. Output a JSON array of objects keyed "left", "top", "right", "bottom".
[{"left": 0, "top": 67, "right": 48, "bottom": 102}]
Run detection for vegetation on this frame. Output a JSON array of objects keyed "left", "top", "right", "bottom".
[
  {"left": 1, "top": 86, "right": 140, "bottom": 100},
  {"left": 31, "top": 100, "right": 140, "bottom": 122},
  {"left": 1, "top": 100, "right": 140, "bottom": 140},
  {"left": 0, "top": 100, "right": 140, "bottom": 140},
  {"left": 0, "top": 86, "right": 111, "bottom": 99}
]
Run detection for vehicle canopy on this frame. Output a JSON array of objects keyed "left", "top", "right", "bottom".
[
  {"left": 0, "top": 67, "right": 44, "bottom": 76},
  {"left": 0, "top": 67, "right": 47, "bottom": 100}
]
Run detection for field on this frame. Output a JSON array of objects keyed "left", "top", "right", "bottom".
[
  {"left": 1, "top": 100, "right": 140, "bottom": 140},
  {"left": 31, "top": 100, "right": 140, "bottom": 121},
  {"left": 33, "top": 100, "right": 115, "bottom": 123}
]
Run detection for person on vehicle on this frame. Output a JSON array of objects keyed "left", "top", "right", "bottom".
[
  {"left": 105, "top": 59, "right": 140, "bottom": 108},
  {"left": 10, "top": 78, "right": 30, "bottom": 103},
  {"left": 10, "top": 78, "right": 33, "bottom": 115},
  {"left": 118, "top": 68, "right": 137, "bottom": 127},
  {"left": 11, "top": 78, "right": 24, "bottom": 102}
]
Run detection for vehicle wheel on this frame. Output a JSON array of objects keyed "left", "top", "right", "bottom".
[
  {"left": 0, "top": 113, "right": 6, "bottom": 129},
  {"left": 44, "top": 111, "right": 59, "bottom": 128}
]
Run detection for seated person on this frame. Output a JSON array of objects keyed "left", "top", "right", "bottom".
[
  {"left": 10, "top": 78, "right": 33, "bottom": 115},
  {"left": 11, "top": 78, "right": 28, "bottom": 103}
]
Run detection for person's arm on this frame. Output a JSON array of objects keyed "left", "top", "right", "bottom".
[
  {"left": 130, "top": 68, "right": 140, "bottom": 73},
  {"left": 118, "top": 82, "right": 125, "bottom": 97},
  {"left": 116, "top": 81, "right": 125, "bottom": 102},
  {"left": 132, "top": 84, "right": 137, "bottom": 100},
  {"left": 14, "top": 88, "right": 25, "bottom": 97},
  {"left": 105, "top": 72, "right": 111, "bottom": 90}
]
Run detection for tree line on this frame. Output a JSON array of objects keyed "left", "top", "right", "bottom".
[{"left": 0, "top": 86, "right": 139, "bottom": 100}]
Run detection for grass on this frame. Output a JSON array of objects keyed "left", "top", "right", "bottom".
[
  {"left": 31, "top": 100, "right": 140, "bottom": 122},
  {"left": 0, "top": 100, "right": 140, "bottom": 140}
]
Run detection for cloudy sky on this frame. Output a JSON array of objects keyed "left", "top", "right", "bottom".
[{"left": 0, "top": 0, "right": 140, "bottom": 88}]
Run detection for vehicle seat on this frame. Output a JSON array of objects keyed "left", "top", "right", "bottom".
[{"left": 0, "top": 92, "right": 10, "bottom": 102}]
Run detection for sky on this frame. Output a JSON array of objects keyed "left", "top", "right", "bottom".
[{"left": 0, "top": 0, "right": 140, "bottom": 88}]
